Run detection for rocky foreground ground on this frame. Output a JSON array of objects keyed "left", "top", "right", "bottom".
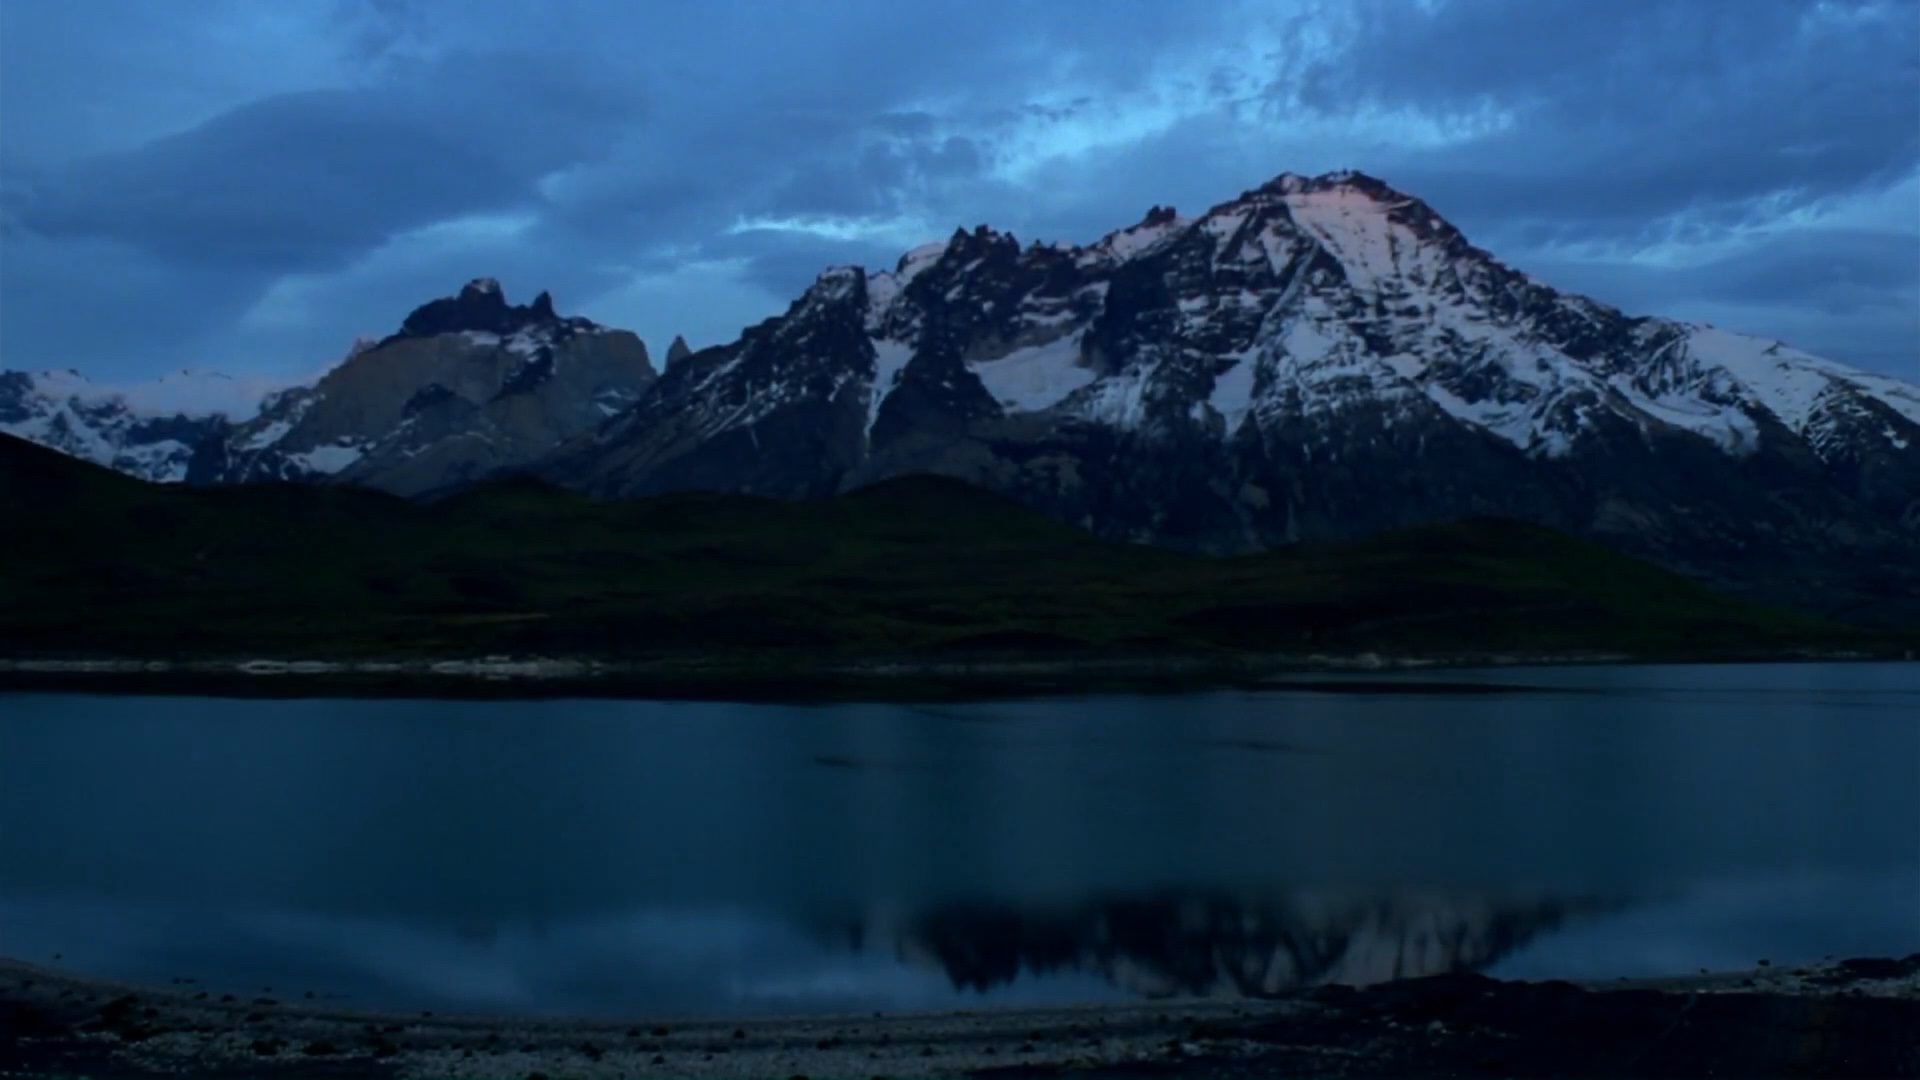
[{"left": 2, "top": 955, "right": 1917, "bottom": 1078}]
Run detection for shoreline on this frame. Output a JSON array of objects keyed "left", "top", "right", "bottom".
[
  {"left": 2, "top": 955, "right": 1915, "bottom": 1078},
  {"left": 1, "top": 648, "right": 1908, "bottom": 701}
]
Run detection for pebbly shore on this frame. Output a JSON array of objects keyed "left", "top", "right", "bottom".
[{"left": 3, "top": 954, "right": 1916, "bottom": 1078}]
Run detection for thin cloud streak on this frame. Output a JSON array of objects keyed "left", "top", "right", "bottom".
[{"left": 0, "top": 0, "right": 1912, "bottom": 383}]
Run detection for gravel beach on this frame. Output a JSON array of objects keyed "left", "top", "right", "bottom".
[{"left": 3, "top": 954, "right": 1916, "bottom": 1078}]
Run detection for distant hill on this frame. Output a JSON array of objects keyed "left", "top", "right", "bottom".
[{"left": 3, "top": 431, "right": 1888, "bottom": 671}]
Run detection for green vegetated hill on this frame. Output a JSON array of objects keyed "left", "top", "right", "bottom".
[{"left": 0, "top": 432, "right": 1887, "bottom": 664}]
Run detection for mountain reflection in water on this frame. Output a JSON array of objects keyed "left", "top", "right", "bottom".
[
  {"left": 3, "top": 674, "right": 1913, "bottom": 1016},
  {"left": 0, "top": 888, "right": 1614, "bottom": 1017},
  {"left": 827, "top": 890, "right": 1609, "bottom": 999}
]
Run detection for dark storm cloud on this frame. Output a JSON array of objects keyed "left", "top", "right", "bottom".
[
  {"left": 1300, "top": 0, "right": 1919, "bottom": 241},
  {"left": 22, "top": 91, "right": 522, "bottom": 272},
  {"left": 1526, "top": 225, "right": 1920, "bottom": 367},
  {"left": 0, "top": 0, "right": 1912, "bottom": 382},
  {"left": 1685, "top": 231, "right": 1920, "bottom": 315},
  {"left": 16, "top": 50, "right": 641, "bottom": 273},
  {"left": 713, "top": 231, "right": 910, "bottom": 301},
  {"left": 765, "top": 136, "right": 988, "bottom": 220},
  {"left": 0, "top": 233, "right": 271, "bottom": 371}
]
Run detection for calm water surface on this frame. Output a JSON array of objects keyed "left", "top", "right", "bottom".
[{"left": 1, "top": 663, "right": 1915, "bottom": 1017}]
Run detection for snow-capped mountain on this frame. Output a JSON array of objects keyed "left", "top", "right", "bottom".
[
  {"left": 187, "top": 279, "right": 657, "bottom": 495},
  {"left": 0, "top": 368, "right": 245, "bottom": 482},
  {"left": 2, "top": 281, "right": 658, "bottom": 496},
  {"left": 9, "top": 171, "right": 1915, "bottom": 617},
  {"left": 543, "top": 170, "right": 1919, "bottom": 616}
]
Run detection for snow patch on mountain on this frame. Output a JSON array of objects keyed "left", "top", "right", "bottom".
[
  {"left": 7, "top": 368, "right": 285, "bottom": 422},
  {"left": 1087, "top": 215, "right": 1192, "bottom": 264},
  {"left": 1683, "top": 326, "right": 1920, "bottom": 432},
  {"left": 240, "top": 420, "right": 294, "bottom": 452},
  {"left": 1608, "top": 375, "right": 1761, "bottom": 453},
  {"left": 866, "top": 340, "right": 914, "bottom": 437},
  {"left": 1279, "top": 188, "right": 1415, "bottom": 293},
  {"left": 286, "top": 441, "right": 365, "bottom": 474},
  {"left": 1206, "top": 347, "right": 1261, "bottom": 435},
  {"left": 969, "top": 334, "right": 1097, "bottom": 412},
  {"left": 898, "top": 240, "right": 950, "bottom": 282},
  {"left": 4, "top": 402, "right": 112, "bottom": 463},
  {"left": 0, "top": 368, "right": 279, "bottom": 481},
  {"left": 817, "top": 173, "right": 1917, "bottom": 470},
  {"left": 1079, "top": 361, "right": 1164, "bottom": 429}
]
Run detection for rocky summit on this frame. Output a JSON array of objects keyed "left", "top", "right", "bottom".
[
  {"left": 538, "top": 170, "right": 1920, "bottom": 621},
  {"left": 186, "top": 280, "right": 656, "bottom": 496},
  {"left": 2, "top": 281, "right": 658, "bottom": 498}
]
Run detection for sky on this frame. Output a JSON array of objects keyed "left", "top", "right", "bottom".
[{"left": 0, "top": 0, "right": 1915, "bottom": 392}]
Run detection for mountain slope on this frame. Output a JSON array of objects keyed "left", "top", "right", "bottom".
[
  {"left": 541, "top": 171, "right": 1920, "bottom": 620},
  {"left": 188, "top": 279, "right": 657, "bottom": 495},
  {"left": 0, "top": 369, "right": 238, "bottom": 482},
  {"left": 0, "top": 431, "right": 1873, "bottom": 665},
  {"left": 2, "top": 281, "right": 659, "bottom": 498}
]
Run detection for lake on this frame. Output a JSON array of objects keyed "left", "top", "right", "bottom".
[{"left": 1, "top": 662, "right": 1915, "bottom": 1018}]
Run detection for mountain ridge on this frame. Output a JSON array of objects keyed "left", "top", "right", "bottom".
[
  {"left": 6, "top": 169, "right": 1917, "bottom": 619},
  {"left": 1, "top": 280, "right": 661, "bottom": 493},
  {"left": 532, "top": 169, "right": 1919, "bottom": 619}
]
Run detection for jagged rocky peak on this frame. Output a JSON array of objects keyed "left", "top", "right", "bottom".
[
  {"left": 802, "top": 264, "right": 869, "bottom": 305},
  {"left": 1234, "top": 168, "right": 1467, "bottom": 248},
  {"left": 393, "top": 278, "right": 590, "bottom": 341},
  {"left": 948, "top": 222, "right": 1020, "bottom": 253},
  {"left": 176, "top": 276, "right": 655, "bottom": 496},
  {"left": 665, "top": 335, "right": 693, "bottom": 365},
  {"left": 895, "top": 239, "right": 951, "bottom": 277},
  {"left": 1141, "top": 204, "right": 1180, "bottom": 227},
  {"left": 541, "top": 163, "right": 1920, "bottom": 622},
  {"left": 1257, "top": 167, "right": 1395, "bottom": 196}
]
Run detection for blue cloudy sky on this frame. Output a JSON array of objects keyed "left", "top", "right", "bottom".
[{"left": 1, "top": 0, "right": 1915, "bottom": 389}]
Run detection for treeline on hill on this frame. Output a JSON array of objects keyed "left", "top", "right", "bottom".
[{"left": 0, "top": 433, "right": 1892, "bottom": 663}]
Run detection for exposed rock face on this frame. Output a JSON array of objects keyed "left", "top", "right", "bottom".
[
  {"left": 188, "top": 280, "right": 656, "bottom": 496},
  {"left": 4, "top": 282, "right": 656, "bottom": 498},
  {"left": 539, "top": 171, "right": 1920, "bottom": 620},
  {"left": 0, "top": 369, "right": 235, "bottom": 482},
  {"left": 665, "top": 335, "right": 694, "bottom": 366}
]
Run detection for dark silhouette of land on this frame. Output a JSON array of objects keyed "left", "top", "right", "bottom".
[{"left": 5, "top": 432, "right": 1905, "bottom": 690}]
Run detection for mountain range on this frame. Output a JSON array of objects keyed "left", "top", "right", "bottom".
[
  {"left": 0, "top": 368, "right": 236, "bottom": 483},
  {"left": 2, "top": 279, "right": 656, "bottom": 496},
  {"left": 6, "top": 170, "right": 1917, "bottom": 621}
]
